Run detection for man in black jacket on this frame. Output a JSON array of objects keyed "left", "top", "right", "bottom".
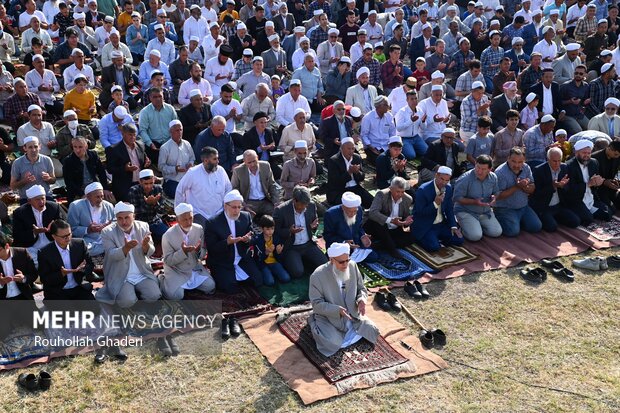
[
  {"left": 418, "top": 128, "right": 464, "bottom": 184},
  {"left": 326, "top": 138, "right": 373, "bottom": 207},
  {"left": 529, "top": 148, "right": 581, "bottom": 232},
  {"left": 241, "top": 112, "right": 281, "bottom": 179},
  {"left": 527, "top": 68, "right": 562, "bottom": 119},
  {"left": 592, "top": 141, "right": 620, "bottom": 209},
  {"left": 319, "top": 100, "right": 355, "bottom": 159},
  {"left": 63, "top": 136, "right": 111, "bottom": 203},
  {"left": 178, "top": 90, "right": 213, "bottom": 146},
  {"left": 99, "top": 53, "right": 138, "bottom": 110}
]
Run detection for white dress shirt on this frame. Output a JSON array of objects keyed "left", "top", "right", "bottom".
[
  {"left": 201, "top": 34, "right": 226, "bottom": 62},
  {"left": 123, "top": 229, "right": 147, "bottom": 285},
  {"left": 275, "top": 92, "right": 311, "bottom": 126},
  {"left": 25, "top": 68, "right": 59, "bottom": 105},
  {"left": 204, "top": 55, "right": 234, "bottom": 96},
  {"left": 183, "top": 16, "right": 209, "bottom": 45},
  {"left": 360, "top": 110, "right": 397, "bottom": 151},
  {"left": 580, "top": 163, "right": 597, "bottom": 213},
  {"left": 248, "top": 169, "right": 266, "bottom": 200},
  {"left": 55, "top": 242, "right": 78, "bottom": 289},
  {"left": 16, "top": 121, "right": 55, "bottom": 155},
  {"left": 94, "top": 26, "right": 113, "bottom": 49},
  {"left": 175, "top": 164, "right": 232, "bottom": 219},
  {"left": 211, "top": 98, "right": 243, "bottom": 133},
  {"left": 0, "top": 254, "right": 22, "bottom": 298},
  {"left": 225, "top": 213, "right": 249, "bottom": 281},
  {"left": 386, "top": 197, "right": 401, "bottom": 229},
  {"left": 292, "top": 48, "right": 317, "bottom": 69},
  {"left": 293, "top": 209, "right": 310, "bottom": 245},
  {"left": 418, "top": 97, "right": 451, "bottom": 140},
  {"left": 542, "top": 83, "right": 553, "bottom": 115},
  {"left": 395, "top": 105, "right": 423, "bottom": 137},
  {"left": 158, "top": 138, "right": 195, "bottom": 183},
  {"left": 178, "top": 77, "right": 213, "bottom": 106},
  {"left": 388, "top": 86, "right": 408, "bottom": 116},
  {"left": 63, "top": 63, "right": 96, "bottom": 91},
  {"left": 533, "top": 40, "right": 558, "bottom": 69}
]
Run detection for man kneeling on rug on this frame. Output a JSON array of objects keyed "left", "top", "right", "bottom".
[{"left": 308, "top": 242, "right": 380, "bottom": 357}]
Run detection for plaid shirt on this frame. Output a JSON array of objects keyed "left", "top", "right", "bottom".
[
  {"left": 310, "top": 26, "right": 329, "bottom": 50},
  {"left": 232, "top": 59, "right": 253, "bottom": 81},
  {"left": 451, "top": 49, "right": 475, "bottom": 79},
  {"left": 307, "top": 1, "right": 332, "bottom": 20},
  {"left": 127, "top": 184, "right": 166, "bottom": 225},
  {"left": 480, "top": 46, "right": 504, "bottom": 78},
  {"left": 402, "top": 4, "right": 417, "bottom": 29},
  {"left": 455, "top": 71, "right": 485, "bottom": 101},
  {"left": 4, "top": 92, "right": 43, "bottom": 132},
  {"left": 351, "top": 57, "right": 382, "bottom": 87},
  {"left": 588, "top": 77, "right": 617, "bottom": 115},
  {"left": 380, "top": 59, "right": 404, "bottom": 89},
  {"left": 574, "top": 16, "right": 597, "bottom": 43},
  {"left": 460, "top": 94, "right": 491, "bottom": 133},
  {"left": 517, "top": 65, "right": 543, "bottom": 94}
]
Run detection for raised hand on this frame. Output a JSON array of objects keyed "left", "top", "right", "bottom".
[
  {"left": 123, "top": 237, "right": 139, "bottom": 255},
  {"left": 141, "top": 232, "right": 152, "bottom": 250}
]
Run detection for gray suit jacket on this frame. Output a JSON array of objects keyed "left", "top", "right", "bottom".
[
  {"left": 161, "top": 223, "right": 208, "bottom": 296},
  {"left": 588, "top": 113, "right": 620, "bottom": 137},
  {"left": 261, "top": 48, "right": 288, "bottom": 77},
  {"left": 308, "top": 261, "right": 379, "bottom": 356},
  {"left": 96, "top": 221, "right": 157, "bottom": 304},
  {"left": 67, "top": 198, "right": 115, "bottom": 256},
  {"left": 316, "top": 40, "right": 344, "bottom": 77},
  {"left": 552, "top": 54, "right": 581, "bottom": 85},
  {"left": 367, "top": 188, "right": 413, "bottom": 226},
  {"left": 231, "top": 161, "right": 280, "bottom": 203},
  {"left": 345, "top": 84, "right": 378, "bottom": 115}
]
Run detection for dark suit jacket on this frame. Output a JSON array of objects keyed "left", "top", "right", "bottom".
[
  {"left": 99, "top": 64, "right": 138, "bottom": 108},
  {"left": 0, "top": 248, "right": 37, "bottom": 300},
  {"left": 409, "top": 35, "right": 437, "bottom": 67},
  {"left": 326, "top": 152, "right": 365, "bottom": 205},
  {"left": 62, "top": 150, "right": 110, "bottom": 203},
  {"left": 490, "top": 93, "right": 519, "bottom": 132},
  {"left": 13, "top": 202, "right": 67, "bottom": 248},
  {"left": 412, "top": 181, "right": 457, "bottom": 240},
  {"left": 169, "top": 8, "right": 190, "bottom": 33},
  {"left": 530, "top": 162, "right": 569, "bottom": 213},
  {"left": 356, "top": 0, "right": 376, "bottom": 20},
  {"left": 323, "top": 205, "right": 366, "bottom": 249},
  {"left": 282, "top": 33, "right": 298, "bottom": 69},
  {"left": 420, "top": 140, "right": 463, "bottom": 178},
  {"left": 562, "top": 157, "right": 601, "bottom": 206},
  {"left": 319, "top": 115, "right": 353, "bottom": 159},
  {"left": 178, "top": 103, "right": 213, "bottom": 146},
  {"left": 38, "top": 239, "right": 94, "bottom": 300},
  {"left": 376, "top": 152, "right": 408, "bottom": 189},
  {"left": 273, "top": 199, "right": 318, "bottom": 251},
  {"left": 107, "top": 140, "right": 148, "bottom": 202},
  {"left": 273, "top": 13, "right": 295, "bottom": 38},
  {"left": 592, "top": 149, "right": 620, "bottom": 179},
  {"left": 229, "top": 34, "right": 254, "bottom": 62},
  {"left": 242, "top": 126, "right": 276, "bottom": 154},
  {"left": 86, "top": 11, "right": 106, "bottom": 28},
  {"left": 527, "top": 81, "right": 561, "bottom": 117}
]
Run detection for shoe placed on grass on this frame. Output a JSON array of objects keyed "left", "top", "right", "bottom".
[
  {"left": 573, "top": 258, "right": 603, "bottom": 271},
  {"left": 374, "top": 292, "right": 392, "bottom": 311},
  {"left": 386, "top": 292, "right": 402, "bottom": 312}
]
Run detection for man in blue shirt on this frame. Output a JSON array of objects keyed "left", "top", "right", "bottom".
[{"left": 194, "top": 116, "right": 237, "bottom": 174}]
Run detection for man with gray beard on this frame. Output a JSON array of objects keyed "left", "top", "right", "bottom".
[{"left": 308, "top": 242, "right": 379, "bottom": 357}]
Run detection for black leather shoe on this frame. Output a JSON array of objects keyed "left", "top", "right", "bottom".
[
  {"left": 404, "top": 281, "right": 423, "bottom": 299},
  {"left": 414, "top": 280, "right": 430, "bottom": 299},
  {"left": 229, "top": 318, "right": 241, "bottom": 337},
  {"left": 555, "top": 267, "right": 575, "bottom": 282},
  {"left": 17, "top": 373, "right": 38, "bottom": 391},
  {"left": 386, "top": 293, "right": 402, "bottom": 312},
  {"left": 419, "top": 330, "right": 434, "bottom": 348},
  {"left": 157, "top": 337, "right": 172, "bottom": 357},
  {"left": 431, "top": 329, "right": 447, "bottom": 346},
  {"left": 109, "top": 345, "right": 128, "bottom": 361},
  {"left": 520, "top": 268, "right": 544, "bottom": 283},
  {"left": 94, "top": 347, "right": 107, "bottom": 364},
  {"left": 38, "top": 370, "right": 52, "bottom": 390},
  {"left": 221, "top": 317, "right": 231, "bottom": 339},
  {"left": 167, "top": 335, "right": 180, "bottom": 356},
  {"left": 374, "top": 293, "right": 392, "bottom": 311},
  {"left": 607, "top": 255, "right": 620, "bottom": 268}
]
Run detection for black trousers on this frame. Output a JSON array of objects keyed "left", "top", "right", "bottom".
[
  {"left": 145, "top": 140, "right": 163, "bottom": 166},
  {"left": 281, "top": 241, "right": 328, "bottom": 279},
  {"left": 363, "top": 219, "right": 414, "bottom": 253}
]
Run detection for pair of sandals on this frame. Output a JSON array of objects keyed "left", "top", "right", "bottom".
[
  {"left": 419, "top": 328, "right": 447, "bottom": 349},
  {"left": 18, "top": 370, "right": 51, "bottom": 392},
  {"left": 521, "top": 259, "right": 574, "bottom": 283}
]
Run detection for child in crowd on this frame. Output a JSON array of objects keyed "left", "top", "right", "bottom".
[
  {"left": 252, "top": 215, "right": 291, "bottom": 286},
  {"left": 108, "top": 85, "right": 131, "bottom": 112},
  {"left": 373, "top": 43, "right": 386, "bottom": 63},
  {"left": 520, "top": 92, "right": 538, "bottom": 130},
  {"left": 411, "top": 57, "right": 430, "bottom": 91},
  {"left": 554, "top": 129, "right": 572, "bottom": 161},
  {"left": 270, "top": 75, "right": 285, "bottom": 104},
  {"left": 465, "top": 116, "right": 494, "bottom": 169}
]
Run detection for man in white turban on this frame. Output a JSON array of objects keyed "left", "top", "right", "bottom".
[{"left": 308, "top": 242, "right": 380, "bottom": 357}]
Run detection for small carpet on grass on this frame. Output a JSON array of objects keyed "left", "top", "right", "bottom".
[
  {"left": 258, "top": 276, "right": 310, "bottom": 307},
  {"left": 359, "top": 264, "right": 392, "bottom": 288},
  {"left": 184, "top": 285, "right": 271, "bottom": 317},
  {"left": 406, "top": 244, "right": 478, "bottom": 270},
  {"left": 364, "top": 248, "right": 434, "bottom": 281},
  {"left": 577, "top": 216, "right": 620, "bottom": 241}
]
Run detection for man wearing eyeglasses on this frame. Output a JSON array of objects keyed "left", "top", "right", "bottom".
[
  {"left": 558, "top": 64, "right": 591, "bottom": 136},
  {"left": 308, "top": 241, "right": 379, "bottom": 357}
]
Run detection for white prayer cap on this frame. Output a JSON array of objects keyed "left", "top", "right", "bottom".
[
  {"left": 363, "top": 44, "right": 373, "bottom": 51},
  {"left": 442, "top": 127, "right": 456, "bottom": 135},
  {"left": 549, "top": 9, "right": 559, "bottom": 15},
  {"left": 237, "top": 23, "right": 247, "bottom": 30},
  {"left": 175, "top": 203, "right": 193, "bottom": 216},
  {"left": 601, "top": 63, "right": 615, "bottom": 74},
  {"left": 598, "top": 18, "right": 608, "bottom": 25},
  {"left": 268, "top": 34, "right": 279, "bottom": 42},
  {"left": 189, "top": 4, "right": 200, "bottom": 9},
  {"left": 601, "top": 49, "right": 612, "bottom": 57},
  {"left": 541, "top": 114, "right": 555, "bottom": 123},
  {"left": 512, "top": 37, "right": 524, "bottom": 45},
  {"left": 299, "top": 36, "right": 310, "bottom": 43},
  {"left": 209, "top": 21, "right": 219, "bottom": 29},
  {"left": 32, "top": 54, "right": 45, "bottom": 62},
  {"left": 350, "top": 107, "right": 362, "bottom": 117},
  {"left": 605, "top": 97, "right": 620, "bottom": 107},
  {"left": 542, "top": 26, "right": 555, "bottom": 34},
  {"left": 104, "top": 15, "right": 114, "bottom": 23},
  {"left": 88, "top": 0, "right": 97, "bottom": 4},
  {"left": 109, "top": 29, "right": 119, "bottom": 36},
  {"left": 473, "top": 18, "right": 483, "bottom": 24},
  {"left": 458, "top": 37, "right": 469, "bottom": 45},
  {"left": 114, "top": 202, "right": 135, "bottom": 215},
  {"left": 437, "top": 166, "right": 453, "bottom": 176},
  {"left": 388, "top": 136, "right": 402, "bottom": 145},
  {"left": 328, "top": 28, "right": 339, "bottom": 35},
  {"left": 474, "top": 1, "right": 484, "bottom": 6},
  {"left": 70, "top": 48, "right": 84, "bottom": 56},
  {"left": 421, "top": 22, "right": 432, "bottom": 31},
  {"left": 369, "top": 10, "right": 377, "bottom": 16},
  {"left": 294, "top": 107, "right": 307, "bottom": 117},
  {"left": 447, "top": 5, "right": 458, "bottom": 11},
  {"left": 339, "top": 56, "right": 351, "bottom": 64},
  {"left": 242, "top": 49, "right": 253, "bottom": 57},
  {"left": 356, "top": 67, "right": 370, "bottom": 78},
  {"left": 431, "top": 70, "right": 444, "bottom": 80},
  {"left": 532, "top": 9, "right": 542, "bottom": 16},
  {"left": 357, "top": 29, "right": 367, "bottom": 35},
  {"left": 521, "top": 0, "right": 531, "bottom": 2},
  {"left": 340, "top": 137, "right": 355, "bottom": 145},
  {"left": 169, "top": 119, "right": 182, "bottom": 128},
  {"left": 294, "top": 140, "right": 308, "bottom": 149},
  {"left": 565, "top": 43, "right": 580, "bottom": 51},
  {"left": 574, "top": 140, "right": 594, "bottom": 151},
  {"left": 84, "top": 182, "right": 103, "bottom": 195},
  {"left": 110, "top": 50, "right": 124, "bottom": 58},
  {"left": 431, "top": 84, "right": 443, "bottom": 91},
  {"left": 341, "top": 192, "right": 361, "bottom": 208},
  {"left": 156, "top": 8, "right": 166, "bottom": 16},
  {"left": 131, "top": 11, "right": 140, "bottom": 17},
  {"left": 313, "top": 9, "right": 323, "bottom": 16},
  {"left": 490, "top": 20, "right": 500, "bottom": 26},
  {"left": 294, "top": 26, "right": 305, "bottom": 33},
  {"left": 224, "top": 189, "right": 244, "bottom": 203},
  {"left": 63, "top": 109, "right": 77, "bottom": 118},
  {"left": 190, "top": 36, "right": 200, "bottom": 42},
  {"left": 139, "top": 169, "right": 154, "bottom": 179},
  {"left": 252, "top": 56, "right": 263, "bottom": 63},
  {"left": 489, "top": 30, "right": 500, "bottom": 38},
  {"left": 525, "top": 92, "right": 537, "bottom": 103},
  {"left": 149, "top": 49, "right": 161, "bottom": 57},
  {"left": 23, "top": 136, "right": 39, "bottom": 145},
  {"left": 186, "top": 88, "right": 203, "bottom": 100},
  {"left": 327, "top": 242, "right": 350, "bottom": 258},
  {"left": 555, "top": 129, "right": 567, "bottom": 137},
  {"left": 26, "top": 185, "right": 46, "bottom": 199},
  {"left": 73, "top": 12, "right": 86, "bottom": 19},
  {"left": 154, "top": 23, "right": 164, "bottom": 31},
  {"left": 289, "top": 79, "right": 301, "bottom": 86},
  {"left": 495, "top": 5, "right": 504, "bottom": 10},
  {"left": 265, "top": 21, "right": 274, "bottom": 28},
  {"left": 113, "top": 105, "right": 128, "bottom": 117},
  {"left": 27, "top": 104, "right": 42, "bottom": 112},
  {"left": 347, "top": 0, "right": 355, "bottom": 3},
  {"left": 111, "top": 85, "right": 122, "bottom": 93}
]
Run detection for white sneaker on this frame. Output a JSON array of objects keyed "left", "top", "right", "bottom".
[
  {"left": 597, "top": 257, "right": 609, "bottom": 270},
  {"left": 573, "top": 258, "right": 602, "bottom": 271}
]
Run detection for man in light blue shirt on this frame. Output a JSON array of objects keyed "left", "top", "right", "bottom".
[
  {"left": 99, "top": 106, "right": 136, "bottom": 148},
  {"left": 145, "top": 25, "right": 177, "bottom": 65},
  {"left": 139, "top": 50, "right": 172, "bottom": 87},
  {"left": 138, "top": 87, "right": 178, "bottom": 165},
  {"left": 494, "top": 147, "right": 542, "bottom": 237},
  {"left": 291, "top": 53, "right": 325, "bottom": 105},
  {"left": 523, "top": 114, "right": 556, "bottom": 168},
  {"left": 360, "top": 95, "right": 396, "bottom": 164}
]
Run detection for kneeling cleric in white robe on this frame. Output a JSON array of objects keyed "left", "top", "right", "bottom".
[
  {"left": 160, "top": 203, "right": 215, "bottom": 299},
  {"left": 308, "top": 242, "right": 380, "bottom": 357}
]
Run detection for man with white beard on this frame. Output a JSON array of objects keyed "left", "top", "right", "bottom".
[
  {"left": 308, "top": 242, "right": 380, "bottom": 357},
  {"left": 322, "top": 192, "right": 378, "bottom": 263}
]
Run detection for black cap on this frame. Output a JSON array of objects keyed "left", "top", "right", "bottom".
[
  {"left": 220, "top": 44, "right": 233, "bottom": 57},
  {"left": 253, "top": 111, "right": 268, "bottom": 122}
]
